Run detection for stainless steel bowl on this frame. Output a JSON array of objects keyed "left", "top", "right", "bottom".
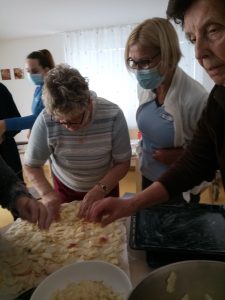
[{"left": 128, "top": 260, "right": 225, "bottom": 300}]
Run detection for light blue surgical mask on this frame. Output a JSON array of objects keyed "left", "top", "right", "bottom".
[
  {"left": 135, "top": 67, "right": 164, "bottom": 90},
  {"left": 27, "top": 73, "right": 44, "bottom": 86}
]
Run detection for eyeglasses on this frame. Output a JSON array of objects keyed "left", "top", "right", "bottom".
[
  {"left": 127, "top": 53, "right": 160, "bottom": 70},
  {"left": 51, "top": 111, "right": 85, "bottom": 126}
]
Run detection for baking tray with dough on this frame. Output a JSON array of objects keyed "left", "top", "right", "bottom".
[{"left": 0, "top": 201, "right": 129, "bottom": 300}]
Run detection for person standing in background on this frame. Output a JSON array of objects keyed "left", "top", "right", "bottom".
[
  {"left": 0, "top": 83, "right": 23, "bottom": 180},
  {"left": 0, "top": 49, "right": 55, "bottom": 138}
]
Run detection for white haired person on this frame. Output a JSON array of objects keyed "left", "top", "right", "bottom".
[{"left": 24, "top": 64, "right": 131, "bottom": 224}]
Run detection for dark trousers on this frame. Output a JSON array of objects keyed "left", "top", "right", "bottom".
[{"left": 142, "top": 176, "right": 200, "bottom": 204}]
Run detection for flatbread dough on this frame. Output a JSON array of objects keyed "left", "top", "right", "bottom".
[{"left": 0, "top": 201, "right": 126, "bottom": 299}]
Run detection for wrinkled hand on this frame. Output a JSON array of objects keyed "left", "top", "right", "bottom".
[
  {"left": 15, "top": 196, "right": 49, "bottom": 230},
  {"left": 78, "top": 186, "right": 105, "bottom": 219},
  {"left": 152, "top": 148, "right": 183, "bottom": 165},
  {"left": 86, "top": 197, "right": 137, "bottom": 226},
  {"left": 41, "top": 191, "right": 62, "bottom": 228}
]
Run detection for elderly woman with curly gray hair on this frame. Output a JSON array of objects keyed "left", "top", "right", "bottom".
[{"left": 24, "top": 64, "right": 131, "bottom": 225}]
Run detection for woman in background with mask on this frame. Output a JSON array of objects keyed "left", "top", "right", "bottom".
[
  {"left": 125, "top": 17, "right": 208, "bottom": 203},
  {"left": 0, "top": 49, "right": 55, "bottom": 137}
]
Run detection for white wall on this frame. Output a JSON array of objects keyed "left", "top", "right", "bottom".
[{"left": 0, "top": 34, "right": 65, "bottom": 141}]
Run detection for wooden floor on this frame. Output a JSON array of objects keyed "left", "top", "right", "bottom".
[{"left": 0, "top": 207, "right": 13, "bottom": 228}]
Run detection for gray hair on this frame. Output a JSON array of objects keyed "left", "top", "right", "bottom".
[{"left": 43, "top": 64, "right": 90, "bottom": 115}]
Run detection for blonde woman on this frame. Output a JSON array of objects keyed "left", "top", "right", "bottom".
[
  {"left": 125, "top": 17, "right": 208, "bottom": 203},
  {"left": 87, "top": 17, "right": 213, "bottom": 225}
]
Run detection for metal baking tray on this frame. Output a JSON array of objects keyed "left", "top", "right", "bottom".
[{"left": 130, "top": 203, "right": 225, "bottom": 266}]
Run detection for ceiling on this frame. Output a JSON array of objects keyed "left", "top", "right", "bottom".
[{"left": 0, "top": 0, "right": 168, "bottom": 41}]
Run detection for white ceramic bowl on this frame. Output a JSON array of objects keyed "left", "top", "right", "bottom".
[{"left": 31, "top": 260, "right": 132, "bottom": 300}]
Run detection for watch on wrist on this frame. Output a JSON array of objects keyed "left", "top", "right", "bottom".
[{"left": 96, "top": 182, "right": 108, "bottom": 195}]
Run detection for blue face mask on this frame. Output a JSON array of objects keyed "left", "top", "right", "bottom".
[
  {"left": 27, "top": 73, "right": 44, "bottom": 86},
  {"left": 135, "top": 67, "right": 164, "bottom": 90}
]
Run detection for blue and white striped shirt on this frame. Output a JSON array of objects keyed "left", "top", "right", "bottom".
[{"left": 25, "top": 93, "right": 131, "bottom": 191}]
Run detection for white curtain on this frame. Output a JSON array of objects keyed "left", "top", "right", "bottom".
[
  {"left": 64, "top": 24, "right": 201, "bottom": 129},
  {"left": 64, "top": 25, "right": 138, "bottom": 128}
]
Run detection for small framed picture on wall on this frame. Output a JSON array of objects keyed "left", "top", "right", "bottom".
[
  {"left": 13, "top": 68, "right": 24, "bottom": 79},
  {"left": 1, "top": 69, "right": 11, "bottom": 80}
]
